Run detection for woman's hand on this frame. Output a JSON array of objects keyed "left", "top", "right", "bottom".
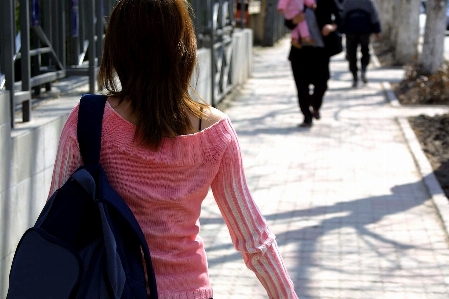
[
  {"left": 292, "top": 12, "right": 305, "bottom": 25},
  {"left": 322, "top": 24, "right": 337, "bottom": 37}
]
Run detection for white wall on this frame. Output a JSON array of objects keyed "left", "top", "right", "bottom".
[
  {"left": 0, "top": 90, "right": 12, "bottom": 297},
  {"left": 0, "top": 29, "right": 253, "bottom": 298},
  {"left": 192, "top": 29, "right": 253, "bottom": 106}
]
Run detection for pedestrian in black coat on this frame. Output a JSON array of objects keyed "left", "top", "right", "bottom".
[
  {"left": 341, "top": 0, "right": 381, "bottom": 87},
  {"left": 285, "top": 0, "right": 344, "bottom": 127}
]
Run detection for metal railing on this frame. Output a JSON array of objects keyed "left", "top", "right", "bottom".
[
  {"left": 263, "top": 0, "right": 288, "bottom": 46},
  {"left": 191, "top": 0, "right": 241, "bottom": 106},
  {"left": 0, "top": 0, "right": 115, "bottom": 128},
  {"left": 0, "top": 0, "right": 250, "bottom": 127}
]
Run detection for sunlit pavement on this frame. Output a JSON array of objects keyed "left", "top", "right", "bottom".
[{"left": 200, "top": 38, "right": 449, "bottom": 299}]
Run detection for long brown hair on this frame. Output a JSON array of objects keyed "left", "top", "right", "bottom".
[{"left": 98, "top": 0, "right": 206, "bottom": 149}]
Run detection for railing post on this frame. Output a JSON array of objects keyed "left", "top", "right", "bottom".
[
  {"left": 241, "top": 0, "right": 246, "bottom": 29},
  {"left": 54, "top": 0, "right": 67, "bottom": 68},
  {"left": 227, "top": 0, "right": 235, "bottom": 27},
  {"left": 87, "top": 0, "right": 97, "bottom": 93},
  {"left": 104, "top": 0, "right": 112, "bottom": 21},
  {"left": 30, "top": 0, "right": 41, "bottom": 96},
  {"left": 42, "top": 0, "right": 52, "bottom": 71},
  {"left": 190, "top": 0, "right": 201, "bottom": 45},
  {"left": 209, "top": 0, "right": 216, "bottom": 107},
  {"left": 263, "top": 0, "right": 276, "bottom": 46},
  {"left": 0, "top": 0, "right": 16, "bottom": 127},
  {"left": 96, "top": 0, "right": 104, "bottom": 71},
  {"left": 20, "top": 0, "right": 32, "bottom": 121},
  {"left": 70, "top": 0, "right": 81, "bottom": 65}
]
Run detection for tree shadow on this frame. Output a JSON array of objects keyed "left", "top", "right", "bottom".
[
  {"left": 201, "top": 178, "right": 439, "bottom": 297},
  {"left": 330, "top": 66, "right": 404, "bottom": 84}
]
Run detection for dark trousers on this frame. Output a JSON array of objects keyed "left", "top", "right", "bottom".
[
  {"left": 345, "top": 33, "right": 371, "bottom": 81},
  {"left": 290, "top": 68, "right": 328, "bottom": 123}
]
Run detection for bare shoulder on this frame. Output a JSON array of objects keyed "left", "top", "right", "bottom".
[{"left": 202, "top": 106, "right": 228, "bottom": 129}]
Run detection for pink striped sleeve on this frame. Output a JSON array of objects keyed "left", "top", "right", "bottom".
[
  {"left": 48, "top": 106, "right": 83, "bottom": 198},
  {"left": 211, "top": 121, "right": 298, "bottom": 299}
]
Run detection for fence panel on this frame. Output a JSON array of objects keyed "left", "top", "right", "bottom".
[
  {"left": 0, "top": 0, "right": 258, "bottom": 126},
  {"left": 190, "top": 0, "right": 238, "bottom": 106},
  {"left": 0, "top": 0, "right": 115, "bottom": 128}
]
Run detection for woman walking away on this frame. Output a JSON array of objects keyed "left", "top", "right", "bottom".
[{"left": 49, "top": 0, "right": 299, "bottom": 298}]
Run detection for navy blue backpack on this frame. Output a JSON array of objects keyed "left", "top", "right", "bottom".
[{"left": 7, "top": 94, "right": 158, "bottom": 299}]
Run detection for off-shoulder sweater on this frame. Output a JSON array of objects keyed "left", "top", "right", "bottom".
[{"left": 49, "top": 101, "right": 298, "bottom": 299}]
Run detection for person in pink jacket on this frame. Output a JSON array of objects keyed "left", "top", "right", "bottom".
[
  {"left": 278, "top": 0, "right": 317, "bottom": 48},
  {"left": 48, "top": 0, "right": 299, "bottom": 298}
]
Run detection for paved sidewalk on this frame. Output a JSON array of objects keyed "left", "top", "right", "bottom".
[{"left": 200, "top": 38, "right": 449, "bottom": 298}]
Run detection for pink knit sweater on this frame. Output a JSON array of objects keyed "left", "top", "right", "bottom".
[{"left": 49, "top": 102, "right": 298, "bottom": 299}]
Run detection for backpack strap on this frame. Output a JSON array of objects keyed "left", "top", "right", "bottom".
[
  {"left": 78, "top": 94, "right": 159, "bottom": 298},
  {"left": 77, "top": 94, "right": 108, "bottom": 165},
  {"left": 100, "top": 176, "right": 159, "bottom": 299}
]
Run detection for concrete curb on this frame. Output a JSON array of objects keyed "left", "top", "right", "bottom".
[
  {"left": 381, "top": 81, "right": 401, "bottom": 106},
  {"left": 370, "top": 49, "right": 401, "bottom": 107},
  {"left": 372, "top": 48, "right": 449, "bottom": 237},
  {"left": 397, "top": 118, "right": 449, "bottom": 237},
  {"left": 371, "top": 48, "right": 449, "bottom": 109}
]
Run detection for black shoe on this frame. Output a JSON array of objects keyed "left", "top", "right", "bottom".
[
  {"left": 312, "top": 109, "right": 320, "bottom": 120},
  {"left": 352, "top": 80, "right": 358, "bottom": 88},
  {"left": 299, "top": 121, "right": 312, "bottom": 128},
  {"left": 361, "top": 72, "right": 368, "bottom": 84}
]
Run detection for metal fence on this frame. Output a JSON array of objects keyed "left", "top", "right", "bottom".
[
  {"left": 0, "top": 0, "right": 251, "bottom": 127},
  {"left": 191, "top": 0, "right": 244, "bottom": 106},
  {"left": 0, "top": 0, "right": 117, "bottom": 127}
]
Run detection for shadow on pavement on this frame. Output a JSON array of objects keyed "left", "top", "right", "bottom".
[{"left": 202, "top": 178, "right": 434, "bottom": 297}]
